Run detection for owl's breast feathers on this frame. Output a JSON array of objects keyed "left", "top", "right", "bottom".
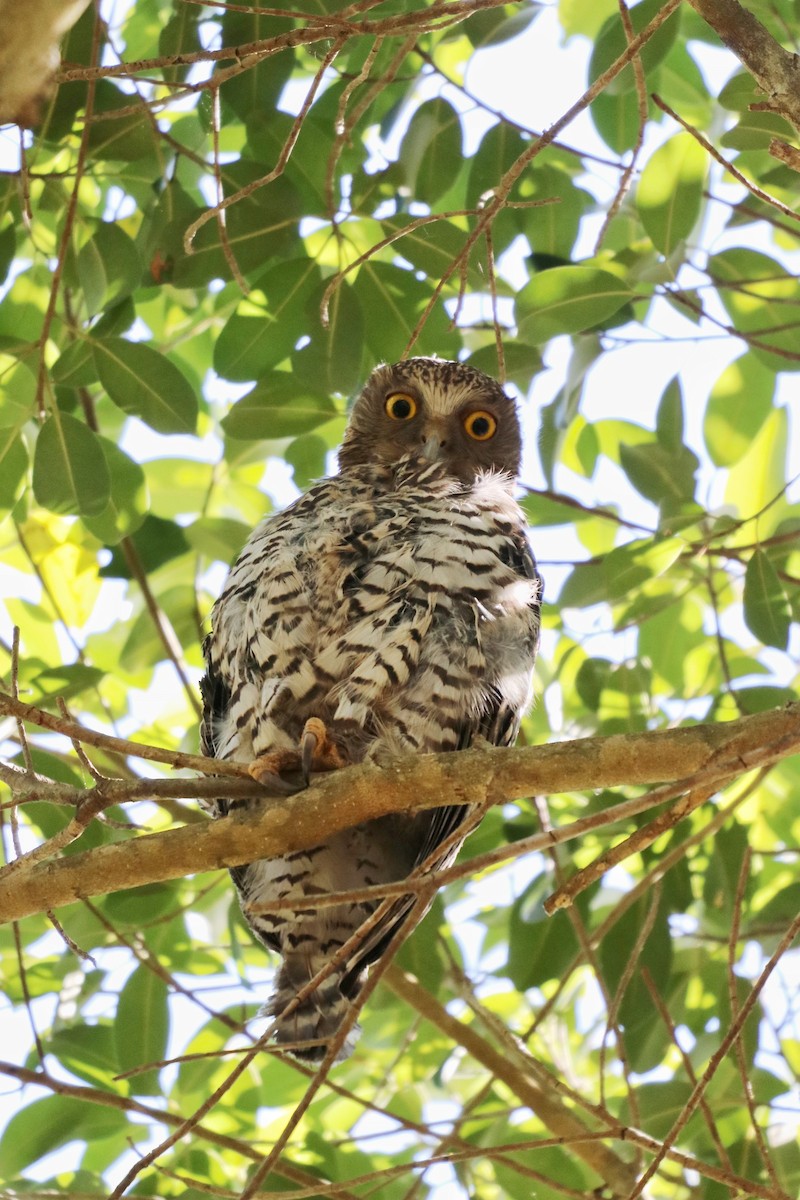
[{"left": 203, "top": 459, "right": 542, "bottom": 774}]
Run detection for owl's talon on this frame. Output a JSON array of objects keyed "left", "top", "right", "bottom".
[
  {"left": 300, "top": 717, "right": 347, "bottom": 785},
  {"left": 300, "top": 727, "right": 318, "bottom": 787},
  {"left": 248, "top": 755, "right": 303, "bottom": 795}
]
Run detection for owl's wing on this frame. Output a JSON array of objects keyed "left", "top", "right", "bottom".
[
  {"left": 412, "top": 527, "right": 543, "bottom": 868},
  {"left": 341, "top": 529, "right": 543, "bottom": 989},
  {"left": 199, "top": 639, "right": 234, "bottom": 816}
]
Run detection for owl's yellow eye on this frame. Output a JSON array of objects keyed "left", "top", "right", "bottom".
[
  {"left": 385, "top": 393, "right": 418, "bottom": 420},
  {"left": 464, "top": 410, "right": 497, "bottom": 441}
]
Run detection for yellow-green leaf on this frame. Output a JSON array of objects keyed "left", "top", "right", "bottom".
[
  {"left": 516, "top": 266, "right": 632, "bottom": 343},
  {"left": 637, "top": 133, "right": 707, "bottom": 258},
  {"left": 743, "top": 549, "right": 791, "bottom": 649}
]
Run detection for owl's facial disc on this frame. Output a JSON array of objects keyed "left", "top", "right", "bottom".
[{"left": 339, "top": 358, "right": 523, "bottom": 481}]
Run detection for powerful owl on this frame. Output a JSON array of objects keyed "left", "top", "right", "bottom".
[{"left": 201, "top": 357, "right": 542, "bottom": 1060}]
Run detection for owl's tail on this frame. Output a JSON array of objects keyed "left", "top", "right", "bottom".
[{"left": 263, "top": 955, "right": 362, "bottom": 1062}]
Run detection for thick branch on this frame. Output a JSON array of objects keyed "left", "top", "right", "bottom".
[
  {"left": 1, "top": 703, "right": 798, "bottom": 925},
  {"left": 685, "top": 0, "right": 800, "bottom": 135},
  {"left": 0, "top": 0, "right": 90, "bottom": 125}
]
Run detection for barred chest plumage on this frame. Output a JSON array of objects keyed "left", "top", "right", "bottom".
[{"left": 207, "top": 459, "right": 539, "bottom": 771}]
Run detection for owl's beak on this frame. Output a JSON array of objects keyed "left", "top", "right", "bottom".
[{"left": 421, "top": 431, "right": 444, "bottom": 462}]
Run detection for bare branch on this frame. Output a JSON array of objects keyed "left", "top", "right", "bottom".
[{"left": 0, "top": 691, "right": 247, "bottom": 778}]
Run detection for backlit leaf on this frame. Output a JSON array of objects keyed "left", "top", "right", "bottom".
[
  {"left": 637, "top": 133, "right": 707, "bottom": 257},
  {"left": 32, "top": 413, "right": 111, "bottom": 517},
  {"left": 704, "top": 352, "right": 774, "bottom": 466},
  {"left": 743, "top": 549, "right": 791, "bottom": 649},
  {"left": 516, "top": 266, "right": 632, "bottom": 342},
  {"left": 115, "top": 966, "right": 169, "bottom": 1095},
  {"left": 94, "top": 337, "right": 198, "bottom": 434}
]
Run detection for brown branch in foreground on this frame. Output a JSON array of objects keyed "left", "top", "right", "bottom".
[{"left": 1, "top": 702, "right": 798, "bottom": 925}]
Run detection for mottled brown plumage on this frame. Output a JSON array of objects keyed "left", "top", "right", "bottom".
[{"left": 201, "top": 357, "right": 542, "bottom": 1060}]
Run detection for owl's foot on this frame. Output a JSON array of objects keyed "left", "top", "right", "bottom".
[
  {"left": 248, "top": 720, "right": 347, "bottom": 793},
  {"left": 248, "top": 752, "right": 304, "bottom": 795},
  {"left": 300, "top": 717, "right": 348, "bottom": 785}
]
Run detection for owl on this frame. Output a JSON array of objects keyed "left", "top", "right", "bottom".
[{"left": 201, "top": 357, "right": 542, "bottom": 1061}]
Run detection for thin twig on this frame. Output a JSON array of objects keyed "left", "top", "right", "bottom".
[{"left": 0, "top": 690, "right": 245, "bottom": 777}]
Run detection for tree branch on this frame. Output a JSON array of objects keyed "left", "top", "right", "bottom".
[
  {"left": 1, "top": 703, "right": 798, "bottom": 925},
  {"left": 684, "top": 0, "right": 800, "bottom": 138},
  {"left": 385, "top": 965, "right": 637, "bottom": 1197},
  {"left": 0, "top": 690, "right": 247, "bottom": 778},
  {"left": 0, "top": 0, "right": 90, "bottom": 125}
]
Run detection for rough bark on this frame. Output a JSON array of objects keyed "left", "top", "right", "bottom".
[
  {"left": 0, "top": 0, "right": 90, "bottom": 125},
  {"left": 685, "top": 0, "right": 800, "bottom": 138},
  {"left": 1, "top": 701, "right": 797, "bottom": 924}
]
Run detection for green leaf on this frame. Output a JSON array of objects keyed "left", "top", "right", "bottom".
[
  {"left": 709, "top": 248, "right": 800, "bottom": 373},
  {"left": 0, "top": 222, "right": 15, "bottom": 286},
  {"left": 294, "top": 279, "right": 366, "bottom": 396},
  {"left": 51, "top": 338, "right": 98, "bottom": 389},
  {"left": 82, "top": 437, "right": 149, "bottom": 544},
  {"left": 637, "top": 133, "right": 707, "bottom": 257},
  {"left": 655, "top": 377, "right": 684, "bottom": 450},
  {"left": 400, "top": 98, "right": 463, "bottom": 205},
  {"left": 120, "top": 584, "right": 199, "bottom": 671},
  {"left": 214, "top": 258, "right": 323, "bottom": 381},
  {"left": 93, "top": 337, "right": 198, "bottom": 433},
  {"left": 171, "top": 174, "right": 301, "bottom": 288},
  {"left": 74, "top": 222, "right": 141, "bottom": 317},
  {"left": 352, "top": 262, "right": 462, "bottom": 362},
  {"left": 516, "top": 266, "right": 632, "bottom": 342},
  {"left": 220, "top": 7, "right": 295, "bottom": 120},
  {"left": 284, "top": 433, "right": 330, "bottom": 490},
  {"left": 619, "top": 441, "right": 698, "bottom": 507},
  {"left": 86, "top": 80, "right": 156, "bottom": 162},
  {"left": 520, "top": 166, "right": 593, "bottom": 259},
  {"left": 46, "top": 1024, "right": 120, "bottom": 1088},
  {"left": 0, "top": 428, "right": 27, "bottom": 510},
  {"left": 590, "top": 0, "right": 681, "bottom": 89},
  {"left": 507, "top": 872, "right": 596, "bottom": 992},
  {"left": 704, "top": 352, "right": 775, "bottom": 466},
  {"left": 159, "top": 5, "right": 201, "bottom": 83},
  {"left": 31, "top": 663, "right": 105, "bottom": 704},
  {"left": 0, "top": 1095, "right": 127, "bottom": 1177},
  {"left": 639, "top": 597, "right": 704, "bottom": 691},
  {"left": 466, "top": 342, "right": 543, "bottom": 391},
  {"left": 32, "top": 413, "right": 111, "bottom": 517},
  {"left": 0, "top": 358, "right": 36, "bottom": 426},
  {"left": 559, "top": 537, "right": 684, "bottom": 607},
  {"left": 115, "top": 966, "right": 169, "bottom": 1095},
  {"left": 588, "top": 0, "right": 681, "bottom": 150},
  {"left": 724, "top": 406, "right": 788, "bottom": 535},
  {"left": 185, "top": 516, "right": 251, "bottom": 563},
  {"left": 222, "top": 373, "right": 337, "bottom": 440},
  {"left": 743, "top": 549, "right": 791, "bottom": 649},
  {"left": 100, "top": 513, "right": 190, "bottom": 578}
]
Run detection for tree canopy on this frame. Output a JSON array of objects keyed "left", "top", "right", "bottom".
[{"left": 0, "top": 0, "right": 799, "bottom": 1197}]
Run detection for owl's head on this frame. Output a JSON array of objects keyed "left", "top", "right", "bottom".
[{"left": 338, "top": 358, "right": 522, "bottom": 482}]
